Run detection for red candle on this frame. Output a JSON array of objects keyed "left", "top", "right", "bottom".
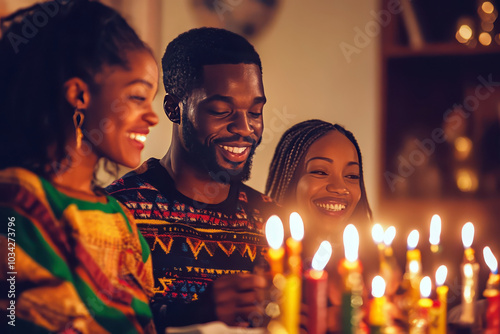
[
  {"left": 483, "top": 246, "right": 500, "bottom": 332},
  {"left": 305, "top": 241, "right": 332, "bottom": 334}
]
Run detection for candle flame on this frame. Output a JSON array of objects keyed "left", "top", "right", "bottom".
[
  {"left": 311, "top": 241, "right": 332, "bottom": 271},
  {"left": 461, "top": 222, "right": 474, "bottom": 249},
  {"left": 265, "top": 215, "right": 284, "bottom": 250},
  {"left": 407, "top": 230, "right": 419, "bottom": 250},
  {"left": 464, "top": 263, "right": 473, "bottom": 278},
  {"left": 429, "top": 214, "right": 441, "bottom": 246},
  {"left": 435, "top": 265, "right": 448, "bottom": 286},
  {"left": 343, "top": 224, "right": 359, "bottom": 262},
  {"left": 372, "top": 223, "right": 384, "bottom": 244},
  {"left": 483, "top": 246, "right": 498, "bottom": 274},
  {"left": 420, "top": 276, "right": 432, "bottom": 298},
  {"left": 384, "top": 226, "right": 396, "bottom": 246},
  {"left": 372, "top": 275, "right": 386, "bottom": 298},
  {"left": 289, "top": 212, "right": 304, "bottom": 241}
]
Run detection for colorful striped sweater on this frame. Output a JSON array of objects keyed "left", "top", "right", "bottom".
[{"left": 0, "top": 168, "right": 155, "bottom": 334}]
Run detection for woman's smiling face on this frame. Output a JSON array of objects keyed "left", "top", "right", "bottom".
[
  {"left": 294, "top": 130, "right": 361, "bottom": 237},
  {"left": 84, "top": 50, "right": 159, "bottom": 168}
]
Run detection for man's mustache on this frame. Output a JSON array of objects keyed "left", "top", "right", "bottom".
[{"left": 213, "top": 135, "right": 257, "bottom": 146}]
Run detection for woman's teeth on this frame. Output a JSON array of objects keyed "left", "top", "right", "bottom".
[
  {"left": 316, "top": 203, "right": 346, "bottom": 211},
  {"left": 128, "top": 133, "right": 147, "bottom": 143},
  {"left": 220, "top": 145, "right": 246, "bottom": 154}
]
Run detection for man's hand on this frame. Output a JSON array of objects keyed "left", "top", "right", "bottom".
[{"left": 213, "top": 273, "right": 268, "bottom": 327}]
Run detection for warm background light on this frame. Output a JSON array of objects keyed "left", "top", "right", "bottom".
[
  {"left": 266, "top": 215, "right": 284, "bottom": 250},
  {"left": 312, "top": 241, "right": 332, "bottom": 271},
  {"left": 482, "top": 1, "right": 495, "bottom": 14},
  {"left": 454, "top": 136, "right": 472, "bottom": 160},
  {"left": 456, "top": 24, "right": 473, "bottom": 43},
  {"left": 343, "top": 224, "right": 359, "bottom": 263},
  {"left": 479, "top": 32, "right": 492, "bottom": 45},
  {"left": 456, "top": 169, "right": 479, "bottom": 192}
]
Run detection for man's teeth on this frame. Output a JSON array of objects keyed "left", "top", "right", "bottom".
[
  {"left": 220, "top": 145, "right": 246, "bottom": 154},
  {"left": 316, "top": 203, "right": 346, "bottom": 211},
  {"left": 128, "top": 133, "right": 146, "bottom": 143}
]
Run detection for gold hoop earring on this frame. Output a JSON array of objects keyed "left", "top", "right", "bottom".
[{"left": 73, "top": 109, "right": 85, "bottom": 149}]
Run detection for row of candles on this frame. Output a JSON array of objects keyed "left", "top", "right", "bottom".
[{"left": 263, "top": 213, "right": 500, "bottom": 334}]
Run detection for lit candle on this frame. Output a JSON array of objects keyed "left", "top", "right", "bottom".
[
  {"left": 407, "top": 230, "right": 422, "bottom": 276},
  {"left": 402, "top": 230, "right": 422, "bottom": 312},
  {"left": 483, "top": 246, "right": 500, "bottom": 331},
  {"left": 409, "top": 276, "right": 433, "bottom": 334},
  {"left": 429, "top": 214, "right": 441, "bottom": 254},
  {"left": 418, "top": 276, "right": 433, "bottom": 333},
  {"left": 339, "top": 224, "right": 364, "bottom": 334},
  {"left": 429, "top": 265, "right": 448, "bottom": 334},
  {"left": 419, "top": 276, "right": 433, "bottom": 309},
  {"left": 286, "top": 212, "right": 304, "bottom": 259},
  {"left": 369, "top": 275, "right": 387, "bottom": 333},
  {"left": 282, "top": 212, "right": 304, "bottom": 334},
  {"left": 377, "top": 225, "right": 399, "bottom": 298},
  {"left": 265, "top": 215, "right": 285, "bottom": 276},
  {"left": 459, "top": 222, "right": 479, "bottom": 325},
  {"left": 304, "top": 241, "right": 333, "bottom": 334}
]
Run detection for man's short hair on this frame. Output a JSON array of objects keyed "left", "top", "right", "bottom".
[{"left": 162, "top": 27, "right": 262, "bottom": 101}]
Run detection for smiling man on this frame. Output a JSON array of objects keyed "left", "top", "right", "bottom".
[{"left": 106, "top": 28, "right": 280, "bottom": 331}]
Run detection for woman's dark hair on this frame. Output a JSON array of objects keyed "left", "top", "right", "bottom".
[
  {"left": 265, "top": 119, "right": 373, "bottom": 224},
  {"left": 0, "top": 0, "right": 151, "bottom": 178}
]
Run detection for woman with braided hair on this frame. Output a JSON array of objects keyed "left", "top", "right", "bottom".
[{"left": 266, "top": 119, "right": 372, "bottom": 258}]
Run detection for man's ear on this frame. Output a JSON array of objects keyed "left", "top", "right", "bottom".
[
  {"left": 163, "top": 94, "right": 182, "bottom": 124},
  {"left": 64, "top": 78, "right": 90, "bottom": 109}
]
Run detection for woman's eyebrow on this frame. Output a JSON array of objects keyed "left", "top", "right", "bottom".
[{"left": 305, "top": 157, "right": 333, "bottom": 167}]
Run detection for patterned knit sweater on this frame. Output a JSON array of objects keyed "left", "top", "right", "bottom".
[{"left": 106, "top": 158, "right": 281, "bottom": 329}]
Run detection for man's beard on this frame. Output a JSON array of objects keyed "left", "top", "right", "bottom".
[{"left": 181, "top": 113, "right": 260, "bottom": 184}]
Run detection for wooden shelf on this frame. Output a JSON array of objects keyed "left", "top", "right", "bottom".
[
  {"left": 378, "top": 0, "right": 500, "bottom": 311},
  {"left": 384, "top": 42, "right": 500, "bottom": 58},
  {"left": 378, "top": 0, "right": 500, "bottom": 245}
]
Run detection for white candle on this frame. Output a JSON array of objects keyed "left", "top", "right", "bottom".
[
  {"left": 429, "top": 214, "right": 441, "bottom": 253},
  {"left": 459, "top": 222, "right": 479, "bottom": 325}
]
